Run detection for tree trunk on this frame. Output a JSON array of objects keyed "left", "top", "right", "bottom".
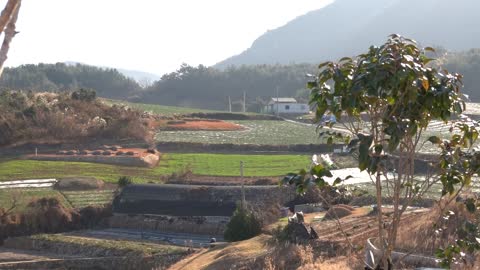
[
  {"left": 0, "top": 0, "right": 21, "bottom": 78},
  {"left": 375, "top": 171, "right": 387, "bottom": 268}
]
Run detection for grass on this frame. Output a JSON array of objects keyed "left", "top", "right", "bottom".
[
  {"left": 0, "top": 188, "right": 71, "bottom": 212},
  {"left": 0, "top": 154, "right": 311, "bottom": 183},
  {"left": 29, "top": 234, "right": 186, "bottom": 256},
  {"left": 156, "top": 120, "right": 327, "bottom": 145},
  {"left": 103, "top": 99, "right": 221, "bottom": 116}
]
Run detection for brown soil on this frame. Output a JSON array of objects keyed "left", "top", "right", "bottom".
[
  {"left": 159, "top": 119, "right": 243, "bottom": 131},
  {"left": 25, "top": 147, "right": 160, "bottom": 168}
]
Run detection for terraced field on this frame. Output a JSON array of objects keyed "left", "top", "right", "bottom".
[
  {"left": 156, "top": 120, "right": 325, "bottom": 145},
  {"left": 61, "top": 190, "right": 115, "bottom": 208}
]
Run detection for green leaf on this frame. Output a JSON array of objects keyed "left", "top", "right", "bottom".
[
  {"left": 428, "top": 136, "right": 441, "bottom": 144},
  {"left": 333, "top": 177, "right": 342, "bottom": 186},
  {"left": 465, "top": 198, "right": 476, "bottom": 213}
]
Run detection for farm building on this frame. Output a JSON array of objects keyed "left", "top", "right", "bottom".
[
  {"left": 263, "top": 97, "right": 309, "bottom": 114},
  {"left": 110, "top": 184, "right": 295, "bottom": 235}
]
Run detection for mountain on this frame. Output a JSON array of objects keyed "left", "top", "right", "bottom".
[
  {"left": 115, "top": 69, "right": 160, "bottom": 86},
  {"left": 216, "top": 0, "right": 480, "bottom": 67}
]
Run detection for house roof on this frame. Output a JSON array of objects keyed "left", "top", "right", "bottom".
[{"left": 269, "top": 97, "right": 297, "bottom": 104}]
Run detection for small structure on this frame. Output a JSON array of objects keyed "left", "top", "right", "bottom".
[{"left": 263, "top": 97, "right": 309, "bottom": 115}]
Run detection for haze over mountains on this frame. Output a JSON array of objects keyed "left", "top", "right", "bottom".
[{"left": 216, "top": 0, "right": 480, "bottom": 67}]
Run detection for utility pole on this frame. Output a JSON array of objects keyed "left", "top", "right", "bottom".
[
  {"left": 243, "top": 91, "right": 246, "bottom": 113},
  {"left": 276, "top": 86, "right": 279, "bottom": 116},
  {"left": 241, "top": 161, "right": 246, "bottom": 209},
  {"left": 228, "top": 96, "right": 232, "bottom": 112}
]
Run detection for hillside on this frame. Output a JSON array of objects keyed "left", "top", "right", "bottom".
[
  {"left": 0, "top": 63, "right": 142, "bottom": 99},
  {"left": 216, "top": 0, "right": 480, "bottom": 68}
]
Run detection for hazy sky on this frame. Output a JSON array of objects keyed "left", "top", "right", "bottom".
[{"left": 4, "top": 0, "right": 334, "bottom": 76}]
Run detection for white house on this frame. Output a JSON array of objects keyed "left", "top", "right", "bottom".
[{"left": 263, "top": 97, "right": 309, "bottom": 114}]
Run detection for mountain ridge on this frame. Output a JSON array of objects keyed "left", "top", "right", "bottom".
[{"left": 215, "top": 0, "right": 480, "bottom": 67}]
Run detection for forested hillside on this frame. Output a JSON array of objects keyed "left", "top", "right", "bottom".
[
  {"left": 216, "top": 0, "right": 480, "bottom": 68},
  {"left": 1, "top": 50, "right": 480, "bottom": 111},
  {"left": 137, "top": 50, "right": 480, "bottom": 109},
  {"left": 139, "top": 64, "right": 316, "bottom": 111},
  {"left": 0, "top": 63, "right": 141, "bottom": 99}
]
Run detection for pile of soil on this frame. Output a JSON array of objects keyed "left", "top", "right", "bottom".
[
  {"left": 26, "top": 147, "right": 160, "bottom": 168},
  {"left": 323, "top": 204, "right": 355, "bottom": 220}
]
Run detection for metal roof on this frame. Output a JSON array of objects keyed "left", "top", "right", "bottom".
[{"left": 269, "top": 97, "right": 298, "bottom": 104}]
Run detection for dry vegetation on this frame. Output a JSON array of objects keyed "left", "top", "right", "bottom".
[
  {"left": 0, "top": 196, "right": 111, "bottom": 242},
  {"left": 0, "top": 90, "right": 151, "bottom": 146}
]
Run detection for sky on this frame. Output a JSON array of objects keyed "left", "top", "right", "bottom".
[{"left": 4, "top": 0, "right": 334, "bottom": 76}]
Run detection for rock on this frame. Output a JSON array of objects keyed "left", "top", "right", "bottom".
[
  {"left": 102, "top": 151, "right": 112, "bottom": 156},
  {"left": 125, "top": 151, "right": 135, "bottom": 156},
  {"left": 116, "top": 151, "right": 125, "bottom": 156}
]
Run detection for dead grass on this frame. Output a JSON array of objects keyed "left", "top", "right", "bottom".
[{"left": 169, "top": 234, "right": 270, "bottom": 270}]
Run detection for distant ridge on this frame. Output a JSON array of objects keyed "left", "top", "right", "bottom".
[{"left": 216, "top": 0, "right": 480, "bottom": 67}]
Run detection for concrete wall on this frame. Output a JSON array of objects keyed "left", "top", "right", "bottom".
[{"left": 109, "top": 214, "right": 229, "bottom": 236}]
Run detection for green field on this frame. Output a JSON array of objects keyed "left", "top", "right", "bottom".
[
  {"left": 0, "top": 188, "right": 71, "bottom": 212},
  {"left": 0, "top": 153, "right": 311, "bottom": 183},
  {"left": 61, "top": 190, "right": 115, "bottom": 208},
  {"left": 156, "top": 120, "right": 326, "bottom": 145},
  {"left": 103, "top": 99, "right": 221, "bottom": 116}
]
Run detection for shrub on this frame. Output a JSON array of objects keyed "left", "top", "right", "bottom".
[
  {"left": 224, "top": 205, "right": 262, "bottom": 242},
  {"left": 117, "top": 176, "right": 133, "bottom": 187},
  {"left": 71, "top": 88, "right": 96, "bottom": 102}
]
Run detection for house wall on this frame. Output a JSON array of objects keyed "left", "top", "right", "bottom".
[{"left": 264, "top": 103, "right": 309, "bottom": 114}]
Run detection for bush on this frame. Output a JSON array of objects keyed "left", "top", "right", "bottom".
[
  {"left": 71, "top": 88, "right": 96, "bottom": 102},
  {"left": 224, "top": 206, "right": 262, "bottom": 242},
  {"left": 117, "top": 176, "right": 133, "bottom": 187}
]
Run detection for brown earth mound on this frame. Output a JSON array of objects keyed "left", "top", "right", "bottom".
[
  {"left": 323, "top": 205, "right": 354, "bottom": 220},
  {"left": 27, "top": 147, "right": 160, "bottom": 167},
  {"left": 160, "top": 119, "right": 243, "bottom": 131}
]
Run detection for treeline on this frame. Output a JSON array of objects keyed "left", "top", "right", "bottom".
[
  {"left": 0, "top": 63, "right": 141, "bottom": 99},
  {"left": 442, "top": 49, "right": 480, "bottom": 101},
  {"left": 138, "top": 63, "right": 316, "bottom": 111},
  {"left": 1, "top": 50, "right": 480, "bottom": 112},
  {"left": 137, "top": 50, "right": 480, "bottom": 110}
]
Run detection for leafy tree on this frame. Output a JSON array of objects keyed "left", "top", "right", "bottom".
[
  {"left": 0, "top": 63, "right": 141, "bottom": 99},
  {"left": 283, "top": 35, "right": 477, "bottom": 268},
  {"left": 224, "top": 205, "right": 262, "bottom": 242}
]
